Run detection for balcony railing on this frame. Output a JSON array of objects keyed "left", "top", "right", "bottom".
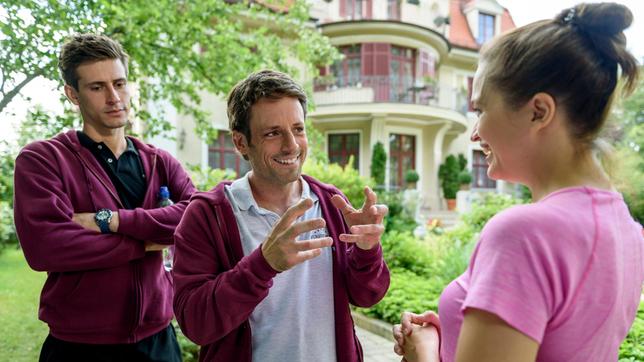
[{"left": 314, "top": 75, "right": 437, "bottom": 104}]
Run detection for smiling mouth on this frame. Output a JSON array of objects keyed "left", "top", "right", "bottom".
[{"left": 273, "top": 155, "right": 300, "bottom": 165}]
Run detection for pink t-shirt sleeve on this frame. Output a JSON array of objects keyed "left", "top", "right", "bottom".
[{"left": 461, "top": 206, "right": 568, "bottom": 344}]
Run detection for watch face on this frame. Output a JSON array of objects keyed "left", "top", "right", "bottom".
[{"left": 96, "top": 209, "right": 111, "bottom": 221}]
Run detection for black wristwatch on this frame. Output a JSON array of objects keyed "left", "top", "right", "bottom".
[{"left": 95, "top": 209, "right": 113, "bottom": 234}]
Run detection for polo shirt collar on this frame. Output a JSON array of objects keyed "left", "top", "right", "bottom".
[{"left": 230, "top": 172, "right": 316, "bottom": 213}]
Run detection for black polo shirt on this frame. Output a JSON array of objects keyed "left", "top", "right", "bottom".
[{"left": 77, "top": 131, "right": 146, "bottom": 209}]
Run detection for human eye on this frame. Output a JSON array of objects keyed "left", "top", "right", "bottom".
[
  {"left": 472, "top": 108, "right": 482, "bottom": 117},
  {"left": 90, "top": 85, "right": 103, "bottom": 91},
  {"left": 294, "top": 126, "right": 305, "bottom": 134},
  {"left": 265, "top": 130, "right": 279, "bottom": 138},
  {"left": 115, "top": 80, "right": 127, "bottom": 88}
]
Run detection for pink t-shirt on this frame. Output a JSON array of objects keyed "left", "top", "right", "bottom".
[{"left": 438, "top": 187, "right": 643, "bottom": 361}]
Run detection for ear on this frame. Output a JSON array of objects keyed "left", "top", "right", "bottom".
[
  {"left": 529, "top": 92, "right": 556, "bottom": 130},
  {"left": 232, "top": 131, "right": 249, "bottom": 156},
  {"left": 64, "top": 84, "right": 80, "bottom": 106}
]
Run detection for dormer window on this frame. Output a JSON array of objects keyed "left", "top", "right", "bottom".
[{"left": 477, "top": 12, "right": 495, "bottom": 44}]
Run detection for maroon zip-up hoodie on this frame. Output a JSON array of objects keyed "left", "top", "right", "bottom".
[
  {"left": 173, "top": 176, "right": 390, "bottom": 361},
  {"left": 14, "top": 130, "right": 196, "bottom": 344}
]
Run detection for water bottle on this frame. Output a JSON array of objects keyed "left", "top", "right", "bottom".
[{"left": 158, "top": 186, "right": 174, "bottom": 271}]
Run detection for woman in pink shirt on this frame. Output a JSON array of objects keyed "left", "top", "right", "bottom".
[{"left": 392, "top": 3, "right": 643, "bottom": 361}]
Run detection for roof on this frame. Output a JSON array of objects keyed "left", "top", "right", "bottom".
[{"left": 448, "top": 0, "right": 516, "bottom": 51}]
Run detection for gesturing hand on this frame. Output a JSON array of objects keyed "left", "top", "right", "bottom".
[
  {"left": 330, "top": 186, "right": 388, "bottom": 250},
  {"left": 261, "top": 198, "right": 334, "bottom": 272}
]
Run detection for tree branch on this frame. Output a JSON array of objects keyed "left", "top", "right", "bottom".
[{"left": 0, "top": 70, "right": 43, "bottom": 114}]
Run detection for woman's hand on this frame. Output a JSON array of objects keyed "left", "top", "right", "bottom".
[{"left": 393, "top": 311, "right": 441, "bottom": 362}]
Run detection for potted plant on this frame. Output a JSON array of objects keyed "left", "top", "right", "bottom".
[
  {"left": 438, "top": 154, "right": 466, "bottom": 211},
  {"left": 458, "top": 170, "right": 472, "bottom": 190},
  {"left": 402, "top": 169, "right": 421, "bottom": 221},
  {"left": 404, "top": 169, "right": 419, "bottom": 189}
]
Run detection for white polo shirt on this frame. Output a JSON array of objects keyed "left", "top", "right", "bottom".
[{"left": 224, "top": 174, "right": 337, "bottom": 362}]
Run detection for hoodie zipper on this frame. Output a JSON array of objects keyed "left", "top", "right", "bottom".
[{"left": 129, "top": 152, "right": 157, "bottom": 341}]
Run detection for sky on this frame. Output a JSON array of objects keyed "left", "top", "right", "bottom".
[{"left": 2, "top": 0, "right": 643, "bottom": 145}]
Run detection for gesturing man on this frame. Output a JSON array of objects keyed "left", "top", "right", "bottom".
[
  {"left": 13, "top": 34, "right": 195, "bottom": 361},
  {"left": 173, "top": 70, "right": 390, "bottom": 362}
]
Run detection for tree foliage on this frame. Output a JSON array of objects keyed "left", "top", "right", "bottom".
[
  {"left": 0, "top": 0, "right": 339, "bottom": 141},
  {"left": 609, "top": 70, "right": 644, "bottom": 223}
]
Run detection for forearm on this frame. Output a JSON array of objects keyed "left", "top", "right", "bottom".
[
  {"left": 345, "top": 243, "right": 390, "bottom": 307},
  {"left": 117, "top": 200, "right": 189, "bottom": 243},
  {"left": 173, "top": 245, "right": 276, "bottom": 345}
]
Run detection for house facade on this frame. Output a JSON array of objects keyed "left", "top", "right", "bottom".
[
  {"left": 308, "top": 0, "right": 516, "bottom": 210},
  {"left": 150, "top": 0, "right": 518, "bottom": 211}
]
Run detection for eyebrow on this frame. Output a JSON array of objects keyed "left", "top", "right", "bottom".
[{"left": 84, "top": 78, "right": 127, "bottom": 87}]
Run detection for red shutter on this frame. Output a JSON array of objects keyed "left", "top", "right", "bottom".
[
  {"left": 467, "top": 76, "right": 474, "bottom": 111},
  {"left": 340, "top": 0, "right": 346, "bottom": 18},
  {"left": 362, "top": 43, "right": 374, "bottom": 75},
  {"left": 366, "top": 0, "right": 373, "bottom": 19},
  {"left": 374, "top": 43, "right": 390, "bottom": 101}
]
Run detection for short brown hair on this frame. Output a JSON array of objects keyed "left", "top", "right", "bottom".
[
  {"left": 58, "top": 34, "right": 129, "bottom": 90},
  {"left": 480, "top": 2, "right": 638, "bottom": 145},
  {"left": 227, "top": 70, "right": 308, "bottom": 144}
]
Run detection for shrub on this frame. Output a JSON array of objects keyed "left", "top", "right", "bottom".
[
  {"left": 370, "top": 142, "right": 387, "bottom": 187},
  {"left": 380, "top": 191, "right": 416, "bottom": 234},
  {"left": 619, "top": 302, "right": 643, "bottom": 361},
  {"left": 461, "top": 192, "right": 524, "bottom": 231},
  {"left": 303, "top": 158, "right": 372, "bottom": 208},
  {"left": 187, "top": 165, "right": 237, "bottom": 192},
  {"left": 356, "top": 268, "right": 442, "bottom": 324},
  {"left": 457, "top": 170, "right": 472, "bottom": 186},
  {"left": 404, "top": 169, "right": 419, "bottom": 184}
]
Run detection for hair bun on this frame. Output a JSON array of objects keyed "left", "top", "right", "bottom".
[{"left": 557, "top": 2, "right": 633, "bottom": 36}]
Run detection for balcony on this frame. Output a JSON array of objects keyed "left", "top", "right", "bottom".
[
  {"left": 312, "top": 75, "right": 469, "bottom": 115},
  {"left": 315, "top": 75, "right": 436, "bottom": 105}
]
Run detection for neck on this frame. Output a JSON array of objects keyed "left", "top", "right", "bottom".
[
  {"left": 248, "top": 173, "right": 303, "bottom": 215},
  {"left": 527, "top": 144, "right": 612, "bottom": 201},
  {"left": 82, "top": 124, "right": 127, "bottom": 158}
]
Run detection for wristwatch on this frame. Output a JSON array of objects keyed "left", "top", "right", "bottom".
[{"left": 95, "top": 209, "right": 113, "bottom": 234}]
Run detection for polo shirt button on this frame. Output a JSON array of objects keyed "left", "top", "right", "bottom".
[
  {"left": 107, "top": 158, "right": 113, "bottom": 163},
  {"left": 97, "top": 145, "right": 102, "bottom": 150}
]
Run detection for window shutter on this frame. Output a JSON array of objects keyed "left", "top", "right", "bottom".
[
  {"left": 340, "top": 0, "right": 346, "bottom": 18},
  {"left": 467, "top": 76, "right": 474, "bottom": 111}
]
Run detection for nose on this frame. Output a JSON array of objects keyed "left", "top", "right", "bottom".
[
  {"left": 106, "top": 85, "right": 121, "bottom": 104},
  {"left": 281, "top": 130, "right": 298, "bottom": 153},
  {"left": 470, "top": 121, "right": 481, "bottom": 142}
]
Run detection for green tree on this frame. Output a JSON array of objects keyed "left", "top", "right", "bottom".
[
  {"left": 371, "top": 141, "right": 387, "bottom": 187},
  {"left": 0, "top": 0, "right": 339, "bottom": 140}
]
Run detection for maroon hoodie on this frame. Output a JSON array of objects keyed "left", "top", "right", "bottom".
[
  {"left": 13, "top": 130, "right": 196, "bottom": 344},
  {"left": 173, "top": 175, "right": 390, "bottom": 362}
]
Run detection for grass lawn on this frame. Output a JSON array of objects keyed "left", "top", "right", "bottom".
[{"left": 0, "top": 248, "right": 48, "bottom": 361}]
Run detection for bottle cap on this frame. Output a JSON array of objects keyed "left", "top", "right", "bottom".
[{"left": 159, "top": 186, "right": 170, "bottom": 199}]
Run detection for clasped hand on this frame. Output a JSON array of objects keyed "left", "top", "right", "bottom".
[{"left": 392, "top": 311, "right": 441, "bottom": 362}]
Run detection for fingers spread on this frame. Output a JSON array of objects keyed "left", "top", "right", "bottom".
[
  {"left": 286, "top": 218, "right": 326, "bottom": 239},
  {"left": 331, "top": 194, "right": 356, "bottom": 215},
  {"left": 350, "top": 224, "right": 385, "bottom": 235},
  {"left": 276, "top": 198, "right": 314, "bottom": 230},
  {"left": 362, "top": 186, "right": 377, "bottom": 210},
  {"left": 294, "top": 237, "right": 333, "bottom": 251}
]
